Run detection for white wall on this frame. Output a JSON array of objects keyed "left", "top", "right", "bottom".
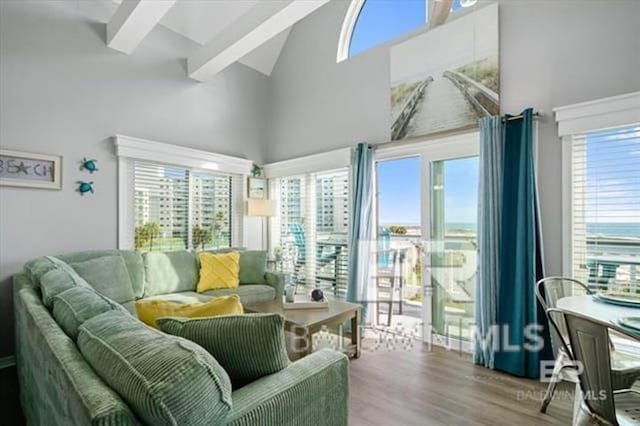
[
  {"left": 0, "top": 1, "right": 269, "bottom": 357},
  {"left": 268, "top": 0, "right": 640, "bottom": 278}
]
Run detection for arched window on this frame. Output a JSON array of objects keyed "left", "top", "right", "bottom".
[{"left": 337, "top": 0, "right": 475, "bottom": 62}]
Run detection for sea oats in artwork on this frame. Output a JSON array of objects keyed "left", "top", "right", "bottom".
[{"left": 390, "top": 3, "right": 499, "bottom": 141}]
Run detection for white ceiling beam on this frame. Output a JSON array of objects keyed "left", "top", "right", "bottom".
[
  {"left": 107, "top": 0, "right": 177, "bottom": 54},
  {"left": 188, "top": 0, "right": 330, "bottom": 82}
]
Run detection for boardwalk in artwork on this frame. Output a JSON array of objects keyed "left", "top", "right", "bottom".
[{"left": 404, "top": 76, "right": 479, "bottom": 138}]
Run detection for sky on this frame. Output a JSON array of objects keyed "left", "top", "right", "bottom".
[
  {"left": 585, "top": 126, "right": 640, "bottom": 224},
  {"left": 349, "top": 0, "right": 465, "bottom": 57},
  {"left": 377, "top": 156, "right": 478, "bottom": 226},
  {"left": 349, "top": 0, "right": 425, "bottom": 57}
]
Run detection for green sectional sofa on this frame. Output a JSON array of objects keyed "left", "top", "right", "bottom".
[{"left": 14, "top": 249, "right": 349, "bottom": 425}]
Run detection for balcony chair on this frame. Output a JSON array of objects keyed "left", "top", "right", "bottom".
[
  {"left": 375, "top": 248, "right": 406, "bottom": 327},
  {"left": 378, "top": 227, "right": 392, "bottom": 269},
  {"left": 536, "top": 277, "right": 640, "bottom": 413},
  {"left": 288, "top": 223, "right": 340, "bottom": 290}
]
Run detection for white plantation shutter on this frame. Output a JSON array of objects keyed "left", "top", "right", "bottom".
[
  {"left": 570, "top": 125, "right": 640, "bottom": 291},
  {"left": 270, "top": 169, "right": 350, "bottom": 296},
  {"left": 134, "top": 162, "right": 190, "bottom": 251},
  {"left": 133, "top": 161, "right": 240, "bottom": 251}
]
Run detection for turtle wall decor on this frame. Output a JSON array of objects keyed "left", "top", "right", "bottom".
[
  {"left": 81, "top": 158, "right": 98, "bottom": 173},
  {"left": 77, "top": 181, "right": 94, "bottom": 195}
]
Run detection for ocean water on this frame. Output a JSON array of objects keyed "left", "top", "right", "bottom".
[
  {"left": 586, "top": 223, "right": 640, "bottom": 238},
  {"left": 445, "top": 222, "right": 477, "bottom": 233},
  {"left": 445, "top": 222, "right": 640, "bottom": 238},
  {"left": 384, "top": 222, "right": 640, "bottom": 238}
]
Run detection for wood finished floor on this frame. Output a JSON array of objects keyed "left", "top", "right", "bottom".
[{"left": 349, "top": 345, "right": 573, "bottom": 426}]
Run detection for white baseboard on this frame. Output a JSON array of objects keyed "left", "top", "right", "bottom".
[{"left": 0, "top": 356, "right": 16, "bottom": 369}]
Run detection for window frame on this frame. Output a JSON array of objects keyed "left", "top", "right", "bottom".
[
  {"left": 115, "top": 134, "right": 252, "bottom": 250},
  {"left": 554, "top": 91, "right": 640, "bottom": 278}
]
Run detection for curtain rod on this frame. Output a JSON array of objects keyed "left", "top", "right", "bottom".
[
  {"left": 502, "top": 111, "right": 542, "bottom": 121},
  {"left": 372, "top": 111, "right": 542, "bottom": 150}
]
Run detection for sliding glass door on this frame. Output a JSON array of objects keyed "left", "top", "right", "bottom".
[
  {"left": 376, "top": 133, "right": 479, "bottom": 348},
  {"left": 376, "top": 157, "right": 423, "bottom": 332},
  {"left": 428, "top": 156, "right": 478, "bottom": 342}
]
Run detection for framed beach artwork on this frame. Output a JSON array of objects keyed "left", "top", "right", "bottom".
[
  {"left": 0, "top": 149, "right": 62, "bottom": 190},
  {"left": 390, "top": 2, "right": 499, "bottom": 141}
]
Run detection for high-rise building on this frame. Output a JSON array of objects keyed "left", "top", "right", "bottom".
[
  {"left": 134, "top": 167, "right": 232, "bottom": 246},
  {"left": 316, "top": 173, "right": 349, "bottom": 233}
]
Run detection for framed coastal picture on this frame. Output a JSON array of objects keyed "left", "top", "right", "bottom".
[
  {"left": 248, "top": 177, "right": 266, "bottom": 199},
  {"left": 390, "top": 2, "right": 499, "bottom": 141},
  {"left": 0, "top": 149, "right": 62, "bottom": 190}
]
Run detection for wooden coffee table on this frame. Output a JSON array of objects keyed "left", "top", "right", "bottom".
[{"left": 244, "top": 299, "right": 361, "bottom": 359}]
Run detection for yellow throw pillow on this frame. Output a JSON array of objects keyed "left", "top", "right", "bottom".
[
  {"left": 197, "top": 251, "right": 240, "bottom": 293},
  {"left": 135, "top": 295, "right": 243, "bottom": 328}
]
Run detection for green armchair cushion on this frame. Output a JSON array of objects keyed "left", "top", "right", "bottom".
[
  {"left": 143, "top": 250, "right": 199, "bottom": 296},
  {"left": 69, "top": 255, "right": 136, "bottom": 303},
  {"left": 78, "top": 311, "right": 232, "bottom": 426},
  {"left": 158, "top": 313, "right": 289, "bottom": 389},
  {"left": 239, "top": 250, "right": 267, "bottom": 284},
  {"left": 39, "top": 268, "right": 76, "bottom": 308},
  {"left": 52, "top": 286, "right": 123, "bottom": 340}
]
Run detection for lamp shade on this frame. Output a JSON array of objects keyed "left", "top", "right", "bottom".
[{"left": 247, "top": 199, "right": 276, "bottom": 217}]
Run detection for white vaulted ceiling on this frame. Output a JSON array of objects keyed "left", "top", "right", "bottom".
[{"left": 107, "top": 0, "right": 327, "bottom": 78}]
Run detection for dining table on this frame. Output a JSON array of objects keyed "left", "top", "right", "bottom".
[{"left": 556, "top": 294, "right": 640, "bottom": 328}]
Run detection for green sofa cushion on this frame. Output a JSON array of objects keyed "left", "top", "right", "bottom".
[
  {"left": 203, "top": 285, "right": 275, "bottom": 304},
  {"left": 158, "top": 313, "right": 289, "bottom": 389},
  {"left": 56, "top": 250, "right": 145, "bottom": 299},
  {"left": 39, "top": 268, "right": 76, "bottom": 308},
  {"left": 78, "top": 311, "right": 232, "bottom": 426},
  {"left": 52, "top": 286, "right": 123, "bottom": 340},
  {"left": 143, "top": 250, "right": 199, "bottom": 297},
  {"left": 239, "top": 251, "right": 267, "bottom": 284},
  {"left": 69, "top": 255, "right": 136, "bottom": 304}
]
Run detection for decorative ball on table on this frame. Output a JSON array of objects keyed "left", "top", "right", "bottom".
[{"left": 311, "top": 288, "right": 324, "bottom": 302}]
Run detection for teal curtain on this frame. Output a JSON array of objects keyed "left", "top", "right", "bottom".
[
  {"left": 475, "top": 108, "right": 549, "bottom": 378},
  {"left": 474, "top": 117, "right": 503, "bottom": 369},
  {"left": 347, "top": 143, "right": 374, "bottom": 322}
]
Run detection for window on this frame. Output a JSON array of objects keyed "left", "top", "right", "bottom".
[
  {"left": 338, "top": 0, "right": 472, "bottom": 61},
  {"left": 115, "top": 135, "right": 253, "bottom": 251},
  {"left": 569, "top": 125, "right": 640, "bottom": 292},
  {"left": 133, "top": 161, "right": 240, "bottom": 252},
  {"left": 270, "top": 169, "right": 350, "bottom": 297}
]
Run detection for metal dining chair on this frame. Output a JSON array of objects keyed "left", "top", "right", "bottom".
[
  {"left": 547, "top": 308, "right": 640, "bottom": 426},
  {"left": 536, "top": 277, "right": 640, "bottom": 413}
]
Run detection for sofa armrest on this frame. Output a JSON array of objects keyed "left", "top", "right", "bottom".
[
  {"left": 13, "top": 273, "right": 139, "bottom": 425},
  {"left": 264, "top": 271, "right": 286, "bottom": 299},
  {"left": 225, "top": 349, "right": 349, "bottom": 426}
]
